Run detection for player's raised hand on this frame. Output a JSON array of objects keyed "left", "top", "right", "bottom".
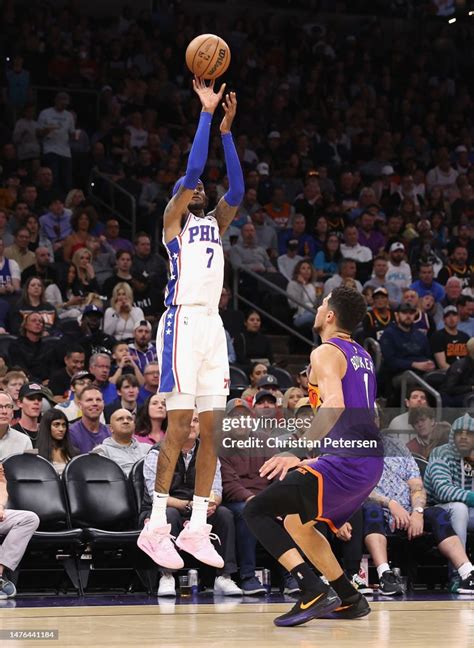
[
  {"left": 259, "top": 454, "right": 300, "bottom": 481},
  {"left": 193, "top": 76, "right": 226, "bottom": 114},
  {"left": 220, "top": 91, "right": 237, "bottom": 134}
]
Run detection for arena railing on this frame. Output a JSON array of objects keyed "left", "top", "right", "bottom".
[
  {"left": 363, "top": 337, "right": 382, "bottom": 374},
  {"left": 232, "top": 266, "right": 314, "bottom": 348},
  {"left": 88, "top": 168, "right": 137, "bottom": 239}
]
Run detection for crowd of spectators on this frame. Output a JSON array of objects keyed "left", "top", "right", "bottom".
[{"left": 0, "top": 2, "right": 473, "bottom": 599}]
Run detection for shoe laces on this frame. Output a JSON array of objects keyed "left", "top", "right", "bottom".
[{"left": 192, "top": 526, "right": 222, "bottom": 547}]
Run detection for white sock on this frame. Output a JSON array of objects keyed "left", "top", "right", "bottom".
[
  {"left": 457, "top": 562, "right": 473, "bottom": 581},
  {"left": 149, "top": 492, "right": 168, "bottom": 530},
  {"left": 377, "top": 563, "right": 390, "bottom": 580},
  {"left": 189, "top": 495, "right": 209, "bottom": 530}
]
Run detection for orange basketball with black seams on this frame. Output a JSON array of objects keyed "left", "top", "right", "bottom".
[{"left": 185, "top": 34, "right": 231, "bottom": 80}]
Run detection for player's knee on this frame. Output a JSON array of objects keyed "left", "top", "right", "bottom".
[{"left": 283, "top": 515, "right": 303, "bottom": 538}]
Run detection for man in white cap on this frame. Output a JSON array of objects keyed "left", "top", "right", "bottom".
[{"left": 386, "top": 242, "right": 412, "bottom": 289}]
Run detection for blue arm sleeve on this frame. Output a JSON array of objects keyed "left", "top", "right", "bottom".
[
  {"left": 221, "top": 132, "right": 244, "bottom": 207},
  {"left": 182, "top": 111, "right": 213, "bottom": 191}
]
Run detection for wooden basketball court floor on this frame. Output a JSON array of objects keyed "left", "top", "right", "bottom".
[{"left": 0, "top": 597, "right": 473, "bottom": 648}]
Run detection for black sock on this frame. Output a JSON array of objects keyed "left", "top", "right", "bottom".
[
  {"left": 329, "top": 573, "right": 360, "bottom": 604},
  {"left": 290, "top": 562, "right": 327, "bottom": 596}
]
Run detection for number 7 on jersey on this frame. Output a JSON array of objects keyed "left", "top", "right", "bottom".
[{"left": 206, "top": 247, "right": 214, "bottom": 268}]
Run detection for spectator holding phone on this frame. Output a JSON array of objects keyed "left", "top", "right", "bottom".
[
  {"left": 103, "top": 282, "right": 144, "bottom": 342},
  {"left": 109, "top": 341, "right": 144, "bottom": 385}
]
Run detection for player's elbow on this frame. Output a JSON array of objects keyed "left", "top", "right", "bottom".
[
  {"left": 322, "top": 395, "right": 345, "bottom": 410},
  {"left": 224, "top": 188, "right": 244, "bottom": 207}
]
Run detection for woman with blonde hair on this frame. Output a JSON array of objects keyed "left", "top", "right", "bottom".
[
  {"left": 71, "top": 247, "right": 100, "bottom": 296},
  {"left": 64, "top": 189, "right": 86, "bottom": 211},
  {"left": 282, "top": 387, "right": 304, "bottom": 413},
  {"left": 103, "top": 282, "right": 144, "bottom": 342}
]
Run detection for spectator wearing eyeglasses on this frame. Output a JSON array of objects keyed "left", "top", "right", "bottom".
[
  {"left": 137, "top": 362, "right": 160, "bottom": 405},
  {"left": 89, "top": 352, "right": 117, "bottom": 405},
  {"left": 0, "top": 391, "right": 32, "bottom": 460}
]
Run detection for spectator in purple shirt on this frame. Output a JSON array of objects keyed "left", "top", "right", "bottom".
[
  {"left": 69, "top": 386, "right": 110, "bottom": 454},
  {"left": 104, "top": 218, "right": 134, "bottom": 254},
  {"left": 39, "top": 197, "right": 72, "bottom": 253},
  {"left": 357, "top": 210, "right": 386, "bottom": 256}
]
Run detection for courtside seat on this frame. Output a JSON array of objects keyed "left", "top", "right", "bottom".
[
  {"left": 63, "top": 454, "right": 139, "bottom": 543},
  {"left": 128, "top": 458, "right": 145, "bottom": 525},
  {"left": 4, "top": 453, "right": 83, "bottom": 542},
  {"left": 63, "top": 454, "right": 156, "bottom": 593},
  {"left": 3, "top": 453, "right": 84, "bottom": 593}
]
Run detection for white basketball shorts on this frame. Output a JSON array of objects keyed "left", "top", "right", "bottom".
[{"left": 157, "top": 305, "right": 230, "bottom": 404}]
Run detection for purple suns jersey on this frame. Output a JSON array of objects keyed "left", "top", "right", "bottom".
[
  {"left": 326, "top": 337, "right": 376, "bottom": 409},
  {"left": 304, "top": 336, "right": 383, "bottom": 530},
  {"left": 312, "top": 336, "right": 381, "bottom": 454}
]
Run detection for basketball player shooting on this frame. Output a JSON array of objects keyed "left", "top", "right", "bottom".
[
  {"left": 243, "top": 287, "right": 384, "bottom": 626},
  {"left": 137, "top": 77, "right": 244, "bottom": 570}
]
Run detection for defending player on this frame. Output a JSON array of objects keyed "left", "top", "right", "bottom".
[
  {"left": 138, "top": 78, "right": 244, "bottom": 569},
  {"left": 243, "top": 286, "right": 383, "bottom": 626}
]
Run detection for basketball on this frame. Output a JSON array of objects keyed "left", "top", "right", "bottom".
[{"left": 185, "top": 34, "right": 231, "bottom": 80}]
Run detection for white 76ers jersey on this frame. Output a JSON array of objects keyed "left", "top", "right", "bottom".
[{"left": 163, "top": 212, "right": 224, "bottom": 308}]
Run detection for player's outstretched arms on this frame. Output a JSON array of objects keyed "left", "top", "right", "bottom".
[{"left": 164, "top": 77, "right": 226, "bottom": 243}]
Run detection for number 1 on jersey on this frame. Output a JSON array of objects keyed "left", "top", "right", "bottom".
[
  {"left": 206, "top": 247, "right": 214, "bottom": 268},
  {"left": 363, "top": 372, "right": 370, "bottom": 407}
]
